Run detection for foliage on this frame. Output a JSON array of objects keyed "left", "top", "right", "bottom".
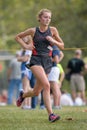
[{"left": 0, "top": 0, "right": 87, "bottom": 65}]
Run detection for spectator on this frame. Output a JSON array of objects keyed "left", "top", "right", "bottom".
[
  {"left": 7, "top": 51, "right": 22, "bottom": 105},
  {"left": 0, "top": 89, "right": 8, "bottom": 106},
  {"left": 40, "top": 90, "right": 45, "bottom": 109},
  {"left": 74, "top": 96, "right": 83, "bottom": 106},
  {"left": 17, "top": 49, "right": 32, "bottom": 109},
  {"left": 60, "top": 90, "right": 74, "bottom": 106},
  {"left": 66, "top": 49, "right": 86, "bottom": 105},
  {"left": 56, "top": 63, "right": 65, "bottom": 108},
  {"left": 17, "top": 36, "right": 37, "bottom": 109},
  {"left": 48, "top": 46, "right": 64, "bottom": 109},
  {"left": 57, "top": 51, "right": 65, "bottom": 89}
]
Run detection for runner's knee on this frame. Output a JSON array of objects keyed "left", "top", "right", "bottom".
[{"left": 43, "top": 82, "right": 50, "bottom": 91}]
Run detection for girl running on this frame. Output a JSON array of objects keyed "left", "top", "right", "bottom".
[{"left": 15, "top": 8, "right": 64, "bottom": 122}]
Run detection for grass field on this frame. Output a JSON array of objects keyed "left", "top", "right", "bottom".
[{"left": 0, "top": 106, "right": 87, "bottom": 130}]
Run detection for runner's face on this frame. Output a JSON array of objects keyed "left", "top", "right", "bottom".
[{"left": 40, "top": 12, "right": 51, "bottom": 26}]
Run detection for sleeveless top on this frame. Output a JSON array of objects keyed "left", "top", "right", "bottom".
[{"left": 32, "top": 27, "right": 52, "bottom": 56}]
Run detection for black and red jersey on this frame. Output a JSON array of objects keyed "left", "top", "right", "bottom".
[{"left": 32, "top": 27, "right": 52, "bottom": 56}]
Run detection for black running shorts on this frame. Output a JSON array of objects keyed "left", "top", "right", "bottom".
[{"left": 26, "top": 55, "right": 52, "bottom": 74}]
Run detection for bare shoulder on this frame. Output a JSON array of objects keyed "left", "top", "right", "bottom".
[
  {"left": 50, "top": 26, "right": 58, "bottom": 32},
  {"left": 27, "top": 27, "right": 36, "bottom": 32},
  {"left": 16, "top": 27, "right": 36, "bottom": 38},
  {"left": 25, "top": 27, "right": 36, "bottom": 37},
  {"left": 50, "top": 26, "right": 59, "bottom": 36}
]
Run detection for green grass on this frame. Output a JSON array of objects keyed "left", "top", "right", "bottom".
[{"left": 0, "top": 106, "right": 87, "bottom": 130}]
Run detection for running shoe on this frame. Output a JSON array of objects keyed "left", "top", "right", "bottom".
[
  {"left": 49, "top": 113, "right": 60, "bottom": 122},
  {"left": 16, "top": 90, "right": 24, "bottom": 107}
]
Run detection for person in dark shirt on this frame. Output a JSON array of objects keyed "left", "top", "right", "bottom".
[
  {"left": 15, "top": 8, "right": 64, "bottom": 122},
  {"left": 67, "top": 49, "right": 86, "bottom": 105}
]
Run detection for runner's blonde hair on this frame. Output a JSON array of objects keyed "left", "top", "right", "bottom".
[{"left": 37, "top": 9, "right": 52, "bottom": 21}]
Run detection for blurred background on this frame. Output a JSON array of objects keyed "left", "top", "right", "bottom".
[{"left": 0, "top": 0, "right": 87, "bottom": 92}]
